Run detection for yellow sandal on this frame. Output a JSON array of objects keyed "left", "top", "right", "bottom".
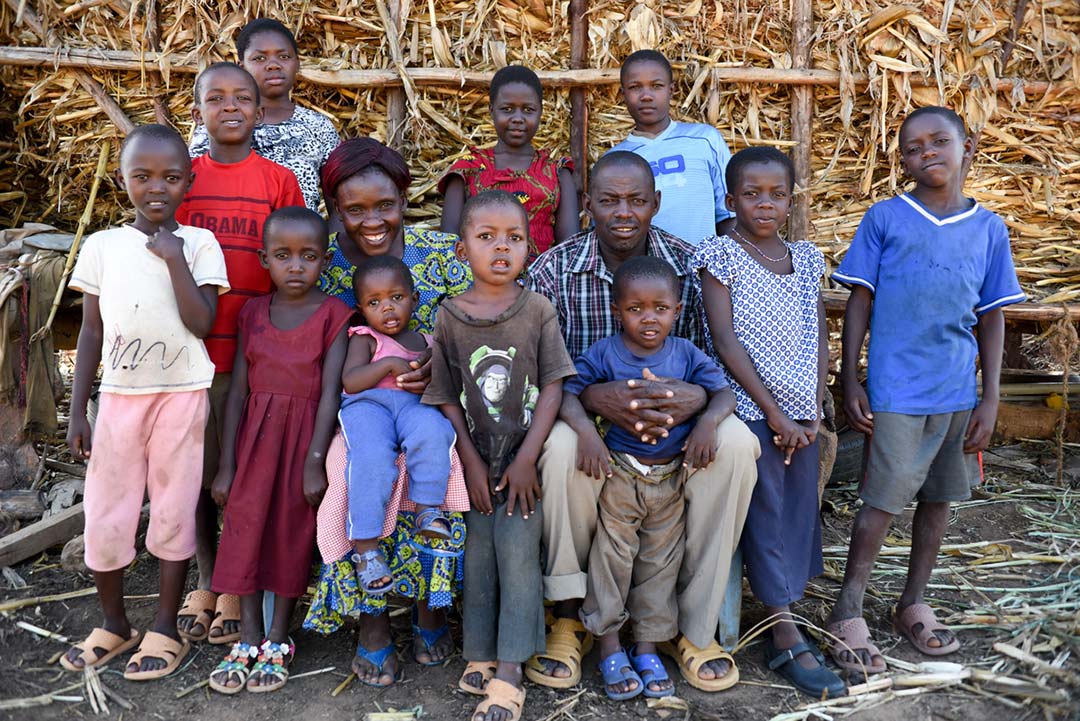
[
  {"left": 524, "top": 617, "right": 593, "bottom": 689},
  {"left": 658, "top": 636, "right": 739, "bottom": 692}
]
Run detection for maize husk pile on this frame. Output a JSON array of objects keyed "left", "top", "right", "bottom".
[{"left": 0, "top": 0, "right": 1077, "bottom": 298}]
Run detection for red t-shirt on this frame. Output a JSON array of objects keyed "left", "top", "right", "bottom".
[{"left": 177, "top": 151, "right": 304, "bottom": 371}]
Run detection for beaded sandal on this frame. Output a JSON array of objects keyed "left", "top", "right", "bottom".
[
  {"left": 208, "top": 641, "right": 259, "bottom": 695},
  {"left": 246, "top": 638, "right": 294, "bottom": 694}
]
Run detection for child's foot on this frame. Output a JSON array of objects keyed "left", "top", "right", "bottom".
[
  {"left": 208, "top": 640, "right": 259, "bottom": 694},
  {"left": 176, "top": 589, "right": 217, "bottom": 641},
  {"left": 414, "top": 506, "right": 453, "bottom": 540},
  {"left": 771, "top": 621, "right": 820, "bottom": 671},
  {"left": 412, "top": 606, "right": 454, "bottom": 665},
  {"left": 61, "top": 625, "right": 140, "bottom": 671},
  {"left": 893, "top": 603, "right": 959, "bottom": 656},
  {"left": 472, "top": 664, "right": 525, "bottom": 721},
  {"left": 247, "top": 638, "right": 294, "bottom": 693},
  {"left": 123, "top": 629, "right": 190, "bottom": 680},
  {"left": 825, "top": 617, "right": 886, "bottom": 673},
  {"left": 351, "top": 548, "right": 394, "bottom": 595},
  {"left": 598, "top": 648, "right": 643, "bottom": 700},
  {"left": 628, "top": 642, "right": 674, "bottom": 697}
]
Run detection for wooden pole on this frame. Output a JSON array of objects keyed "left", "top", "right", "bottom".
[
  {"left": 0, "top": 6, "right": 135, "bottom": 135},
  {"left": 568, "top": 0, "right": 589, "bottom": 195},
  {"left": 790, "top": 0, "right": 813, "bottom": 241},
  {"left": 0, "top": 46, "right": 1067, "bottom": 97},
  {"left": 145, "top": 0, "right": 170, "bottom": 126},
  {"left": 385, "top": 0, "right": 406, "bottom": 150}
]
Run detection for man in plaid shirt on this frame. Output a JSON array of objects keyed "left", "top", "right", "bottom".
[{"left": 525, "top": 152, "right": 758, "bottom": 692}]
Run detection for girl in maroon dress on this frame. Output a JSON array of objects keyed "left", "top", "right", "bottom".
[
  {"left": 439, "top": 65, "right": 579, "bottom": 260},
  {"left": 208, "top": 207, "right": 353, "bottom": 694}
]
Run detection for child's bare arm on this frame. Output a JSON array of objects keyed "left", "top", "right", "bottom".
[
  {"left": 146, "top": 228, "right": 218, "bottom": 338},
  {"left": 683, "top": 386, "right": 736, "bottom": 470},
  {"left": 439, "top": 403, "right": 492, "bottom": 515},
  {"left": 439, "top": 175, "right": 466, "bottom": 236},
  {"left": 966, "top": 307, "right": 1004, "bottom": 453},
  {"left": 303, "top": 327, "right": 349, "bottom": 506},
  {"left": 841, "top": 285, "right": 874, "bottom": 434},
  {"left": 560, "top": 390, "right": 611, "bottom": 480},
  {"left": 211, "top": 337, "right": 249, "bottom": 505},
  {"left": 341, "top": 334, "right": 413, "bottom": 393},
  {"left": 498, "top": 380, "right": 563, "bottom": 518},
  {"left": 554, "top": 167, "right": 581, "bottom": 244},
  {"left": 67, "top": 294, "right": 103, "bottom": 459},
  {"left": 701, "top": 271, "right": 807, "bottom": 449}
]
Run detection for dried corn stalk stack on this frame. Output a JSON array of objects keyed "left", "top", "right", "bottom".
[{"left": 0, "top": 0, "right": 1077, "bottom": 298}]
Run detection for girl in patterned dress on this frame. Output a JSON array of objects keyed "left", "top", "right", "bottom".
[
  {"left": 190, "top": 18, "right": 340, "bottom": 213},
  {"left": 694, "top": 147, "right": 844, "bottom": 699},
  {"left": 439, "top": 65, "right": 579, "bottom": 260}
]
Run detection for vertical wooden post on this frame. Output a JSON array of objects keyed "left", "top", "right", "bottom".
[
  {"left": 569, "top": 0, "right": 589, "bottom": 194},
  {"left": 145, "top": 0, "right": 170, "bottom": 126},
  {"left": 386, "top": 0, "right": 406, "bottom": 150},
  {"left": 790, "top": 0, "right": 813, "bottom": 241}
]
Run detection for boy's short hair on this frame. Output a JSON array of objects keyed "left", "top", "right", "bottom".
[
  {"left": 612, "top": 255, "right": 679, "bottom": 302},
  {"left": 899, "top": 105, "right": 967, "bottom": 141},
  {"left": 620, "top": 49, "right": 673, "bottom": 85},
  {"left": 591, "top": 151, "right": 655, "bottom": 193},
  {"left": 489, "top": 65, "right": 543, "bottom": 106},
  {"left": 263, "top": 206, "right": 329, "bottom": 251},
  {"left": 725, "top": 146, "right": 796, "bottom": 193},
  {"left": 193, "top": 61, "right": 261, "bottom": 106},
  {"left": 352, "top": 255, "right": 414, "bottom": 295},
  {"left": 119, "top": 124, "right": 190, "bottom": 170},
  {"left": 460, "top": 189, "right": 528, "bottom": 237},
  {"left": 236, "top": 18, "right": 298, "bottom": 58}
]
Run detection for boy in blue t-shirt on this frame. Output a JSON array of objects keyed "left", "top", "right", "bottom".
[
  {"left": 826, "top": 107, "right": 1024, "bottom": 675},
  {"left": 561, "top": 256, "right": 735, "bottom": 701},
  {"left": 610, "top": 50, "right": 734, "bottom": 247}
]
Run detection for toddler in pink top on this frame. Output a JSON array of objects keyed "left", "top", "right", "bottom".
[{"left": 338, "top": 256, "right": 457, "bottom": 596}]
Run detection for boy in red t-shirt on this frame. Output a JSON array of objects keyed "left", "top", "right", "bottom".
[{"left": 175, "top": 61, "right": 305, "bottom": 646}]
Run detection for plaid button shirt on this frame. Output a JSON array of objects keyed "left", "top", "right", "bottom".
[{"left": 527, "top": 226, "right": 706, "bottom": 359}]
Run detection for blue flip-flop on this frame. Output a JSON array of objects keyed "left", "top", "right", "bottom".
[
  {"left": 628, "top": 644, "right": 675, "bottom": 698},
  {"left": 599, "top": 648, "right": 644, "bottom": 701},
  {"left": 411, "top": 608, "right": 453, "bottom": 666},
  {"left": 352, "top": 641, "right": 400, "bottom": 687}
]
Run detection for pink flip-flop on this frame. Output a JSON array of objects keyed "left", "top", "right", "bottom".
[
  {"left": 893, "top": 603, "right": 960, "bottom": 656},
  {"left": 825, "top": 617, "right": 887, "bottom": 674}
]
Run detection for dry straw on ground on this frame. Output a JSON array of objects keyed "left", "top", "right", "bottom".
[{"left": 0, "top": 0, "right": 1078, "bottom": 298}]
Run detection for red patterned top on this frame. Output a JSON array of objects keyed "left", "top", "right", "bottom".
[{"left": 440, "top": 147, "right": 573, "bottom": 258}]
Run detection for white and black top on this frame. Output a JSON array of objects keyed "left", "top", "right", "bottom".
[{"left": 692, "top": 234, "right": 825, "bottom": 422}]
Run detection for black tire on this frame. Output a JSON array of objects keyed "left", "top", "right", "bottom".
[{"left": 829, "top": 429, "right": 865, "bottom": 485}]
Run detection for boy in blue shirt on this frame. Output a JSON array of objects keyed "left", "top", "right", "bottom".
[
  {"left": 562, "top": 256, "right": 735, "bottom": 700},
  {"left": 611, "top": 50, "right": 734, "bottom": 246},
  {"left": 826, "top": 106, "right": 1024, "bottom": 674}
]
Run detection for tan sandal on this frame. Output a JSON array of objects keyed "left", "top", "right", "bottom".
[
  {"left": 60, "top": 627, "right": 142, "bottom": 671},
  {"left": 177, "top": 589, "right": 217, "bottom": 642},
  {"left": 826, "top": 617, "right": 887, "bottom": 674},
  {"left": 658, "top": 636, "right": 739, "bottom": 692},
  {"left": 123, "top": 631, "right": 190, "bottom": 681},
  {"left": 524, "top": 617, "right": 593, "bottom": 689},
  {"left": 472, "top": 678, "right": 525, "bottom": 721},
  {"left": 208, "top": 593, "right": 241, "bottom": 645},
  {"left": 459, "top": 660, "right": 497, "bottom": 695},
  {"left": 893, "top": 603, "right": 960, "bottom": 656}
]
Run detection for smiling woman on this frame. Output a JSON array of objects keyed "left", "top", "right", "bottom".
[{"left": 302, "top": 137, "right": 473, "bottom": 688}]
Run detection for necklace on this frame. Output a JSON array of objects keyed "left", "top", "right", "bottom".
[{"left": 730, "top": 227, "right": 789, "bottom": 263}]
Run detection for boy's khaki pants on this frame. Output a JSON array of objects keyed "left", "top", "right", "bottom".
[
  {"left": 580, "top": 454, "right": 686, "bottom": 641},
  {"left": 538, "top": 414, "right": 759, "bottom": 649}
]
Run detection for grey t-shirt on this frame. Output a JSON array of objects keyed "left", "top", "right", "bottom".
[{"left": 423, "top": 290, "right": 576, "bottom": 484}]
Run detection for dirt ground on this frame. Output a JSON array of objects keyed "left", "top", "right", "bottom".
[{"left": 1, "top": 443, "right": 1078, "bottom": 721}]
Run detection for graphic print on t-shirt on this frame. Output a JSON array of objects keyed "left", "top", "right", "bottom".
[{"left": 462, "top": 345, "right": 539, "bottom": 431}]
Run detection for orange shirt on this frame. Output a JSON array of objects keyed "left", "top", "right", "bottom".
[{"left": 176, "top": 151, "right": 304, "bottom": 371}]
